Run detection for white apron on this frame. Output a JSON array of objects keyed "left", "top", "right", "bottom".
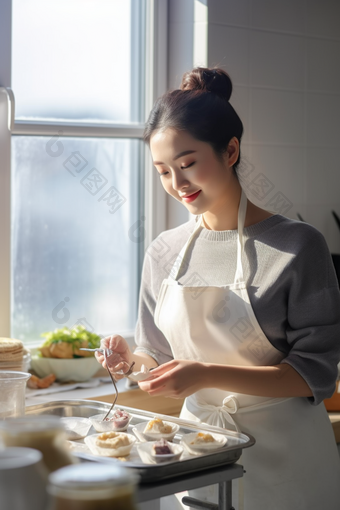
[{"left": 154, "top": 188, "right": 340, "bottom": 510}]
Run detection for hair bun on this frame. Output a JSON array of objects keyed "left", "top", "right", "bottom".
[{"left": 180, "top": 67, "right": 232, "bottom": 102}]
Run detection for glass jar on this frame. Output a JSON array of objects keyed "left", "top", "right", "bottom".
[
  {"left": 0, "top": 447, "right": 48, "bottom": 510},
  {"left": 0, "top": 371, "right": 31, "bottom": 418},
  {"left": 0, "top": 416, "right": 76, "bottom": 472},
  {"left": 47, "top": 462, "right": 140, "bottom": 510}
]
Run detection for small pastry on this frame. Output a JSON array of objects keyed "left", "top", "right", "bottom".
[
  {"left": 144, "top": 418, "right": 172, "bottom": 434},
  {"left": 152, "top": 438, "right": 173, "bottom": 455},
  {"left": 95, "top": 432, "right": 130, "bottom": 449},
  {"left": 104, "top": 409, "right": 130, "bottom": 428},
  {"left": 27, "top": 373, "right": 56, "bottom": 389},
  {"left": 190, "top": 432, "right": 216, "bottom": 445}
]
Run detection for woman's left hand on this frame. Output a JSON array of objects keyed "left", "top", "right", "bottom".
[{"left": 138, "top": 359, "right": 206, "bottom": 398}]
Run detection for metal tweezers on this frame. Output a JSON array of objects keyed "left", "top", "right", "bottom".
[
  {"left": 80, "top": 348, "right": 135, "bottom": 420},
  {"left": 79, "top": 348, "right": 136, "bottom": 376},
  {"left": 80, "top": 347, "right": 113, "bottom": 356}
]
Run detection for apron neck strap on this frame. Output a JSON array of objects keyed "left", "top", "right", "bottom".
[
  {"left": 169, "top": 188, "right": 248, "bottom": 283},
  {"left": 234, "top": 187, "right": 247, "bottom": 284}
]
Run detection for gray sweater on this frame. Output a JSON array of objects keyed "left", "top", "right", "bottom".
[{"left": 134, "top": 214, "right": 340, "bottom": 405}]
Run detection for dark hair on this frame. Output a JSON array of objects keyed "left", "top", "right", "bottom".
[{"left": 143, "top": 67, "right": 244, "bottom": 171}]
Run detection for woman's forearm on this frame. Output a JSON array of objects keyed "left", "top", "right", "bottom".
[{"left": 203, "top": 362, "right": 313, "bottom": 398}]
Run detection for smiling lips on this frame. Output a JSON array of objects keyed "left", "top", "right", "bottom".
[{"left": 181, "top": 190, "right": 202, "bottom": 203}]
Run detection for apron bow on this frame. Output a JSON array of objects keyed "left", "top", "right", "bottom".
[
  {"left": 189, "top": 394, "right": 241, "bottom": 432},
  {"left": 222, "top": 394, "right": 240, "bottom": 414}
]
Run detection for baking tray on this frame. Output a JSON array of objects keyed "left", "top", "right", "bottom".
[{"left": 26, "top": 399, "right": 255, "bottom": 483}]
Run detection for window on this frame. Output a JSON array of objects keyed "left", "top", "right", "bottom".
[
  {"left": 12, "top": 0, "right": 136, "bottom": 123},
  {"left": 0, "top": 0, "right": 168, "bottom": 345}
]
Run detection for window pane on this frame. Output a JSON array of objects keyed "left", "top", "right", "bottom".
[
  {"left": 11, "top": 135, "right": 143, "bottom": 344},
  {"left": 12, "top": 0, "right": 144, "bottom": 123}
]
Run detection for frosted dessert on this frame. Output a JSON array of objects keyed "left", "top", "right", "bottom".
[
  {"left": 152, "top": 438, "right": 173, "bottom": 455},
  {"left": 85, "top": 431, "right": 136, "bottom": 458},
  {"left": 144, "top": 418, "right": 173, "bottom": 435},
  {"left": 104, "top": 409, "right": 130, "bottom": 429},
  {"left": 181, "top": 431, "right": 227, "bottom": 454},
  {"left": 95, "top": 432, "right": 130, "bottom": 449},
  {"left": 190, "top": 432, "right": 216, "bottom": 445}
]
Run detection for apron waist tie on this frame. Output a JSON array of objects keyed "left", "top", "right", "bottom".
[
  {"left": 188, "top": 394, "right": 293, "bottom": 433},
  {"left": 188, "top": 395, "right": 242, "bottom": 432}
]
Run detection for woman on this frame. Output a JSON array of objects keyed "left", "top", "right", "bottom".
[{"left": 96, "top": 68, "right": 340, "bottom": 509}]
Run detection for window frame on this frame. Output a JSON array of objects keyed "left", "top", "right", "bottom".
[{"left": 0, "top": 0, "right": 168, "bottom": 343}]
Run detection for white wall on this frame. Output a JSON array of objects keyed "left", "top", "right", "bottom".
[{"left": 167, "top": 0, "right": 340, "bottom": 254}]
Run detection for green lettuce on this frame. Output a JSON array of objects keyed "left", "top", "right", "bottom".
[{"left": 40, "top": 325, "right": 101, "bottom": 357}]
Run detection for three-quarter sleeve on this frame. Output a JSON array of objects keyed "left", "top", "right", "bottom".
[
  {"left": 134, "top": 238, "right": 174, "bottom": 365},
  {"left": 280, "top": 227, "right": 340, "bottom": 405}
]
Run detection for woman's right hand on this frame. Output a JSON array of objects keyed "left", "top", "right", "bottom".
[{"left": 95, "top": 334, "right": 133, "bottom": 379}]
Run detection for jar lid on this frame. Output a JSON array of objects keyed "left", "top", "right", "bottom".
[
  {"left": 0, "top": 447, "right": 42, "bottom": 470},
  {"left": 49, "top": 462, "right": 139, "bottom": 490},
  {"left": 0, "top": 415, "right": 64, "bottom": 433}
]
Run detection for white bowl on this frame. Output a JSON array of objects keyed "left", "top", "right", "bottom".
[
  {"left": 60, "top": 417, "right": 92, "bottom": 440},
  {"left": 137, "top": 441, "right": 183, "bottom": 464},
  {"left": 84, "top": 433, "right": 136, "bottom": 458},
  {"left": 89, "top": 412, "right": 131, "bottom": 433},
  {"left": 180, "top": 432, "right": 228, "bottom": 455},
  {"left": 132, "top": 420, "right": 179, "bottom": 442},
  {"left": 30, "top": 355, "right": 100, "bottom": 382}
]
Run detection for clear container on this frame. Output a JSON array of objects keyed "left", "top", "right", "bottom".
[
  {"left": 0, "top": 416, "right": 76, "bottom": 473},
  {"left": 0, "top": 447, "right": 48, "bottom": 510},
  {"left": 47, "top": 462, "right": 140, "bottom": 510},
  {"left": 0, "top": 371, "right": 31, "bottom": 418}
]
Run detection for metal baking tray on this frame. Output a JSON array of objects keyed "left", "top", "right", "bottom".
[{"left": 26, "top": 399, "right": 255, "bottom": 483}]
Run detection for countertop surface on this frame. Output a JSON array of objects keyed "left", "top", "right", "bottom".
[
  {"left": 25, "top": 381, "right": 340, "bottom": 443},
  {"left": 328, "top": 413, "right": 340, "bottom": 443}
]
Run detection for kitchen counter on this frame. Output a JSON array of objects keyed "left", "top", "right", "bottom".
[
  {"left": 26, "top": 384, "right": 185, "bottom": 416},
  {"left": 328, "top": 413, "right": 340, "bottom": 444},
  {"left": 25, "top": 377, "right": 185, "bottom": 416},
  {"left": 25, "top": 364, "right": 185, "bottom": 414},
  {"left": 26, "top": 381, "right": 340, "bottom": 443},
  {"left": 84, "top": 386, "right": 185, "bottom": 416}
]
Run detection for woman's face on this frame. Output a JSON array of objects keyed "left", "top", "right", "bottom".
[{"left": 150, "top": 128, "right": 239, "bottom": 216}]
